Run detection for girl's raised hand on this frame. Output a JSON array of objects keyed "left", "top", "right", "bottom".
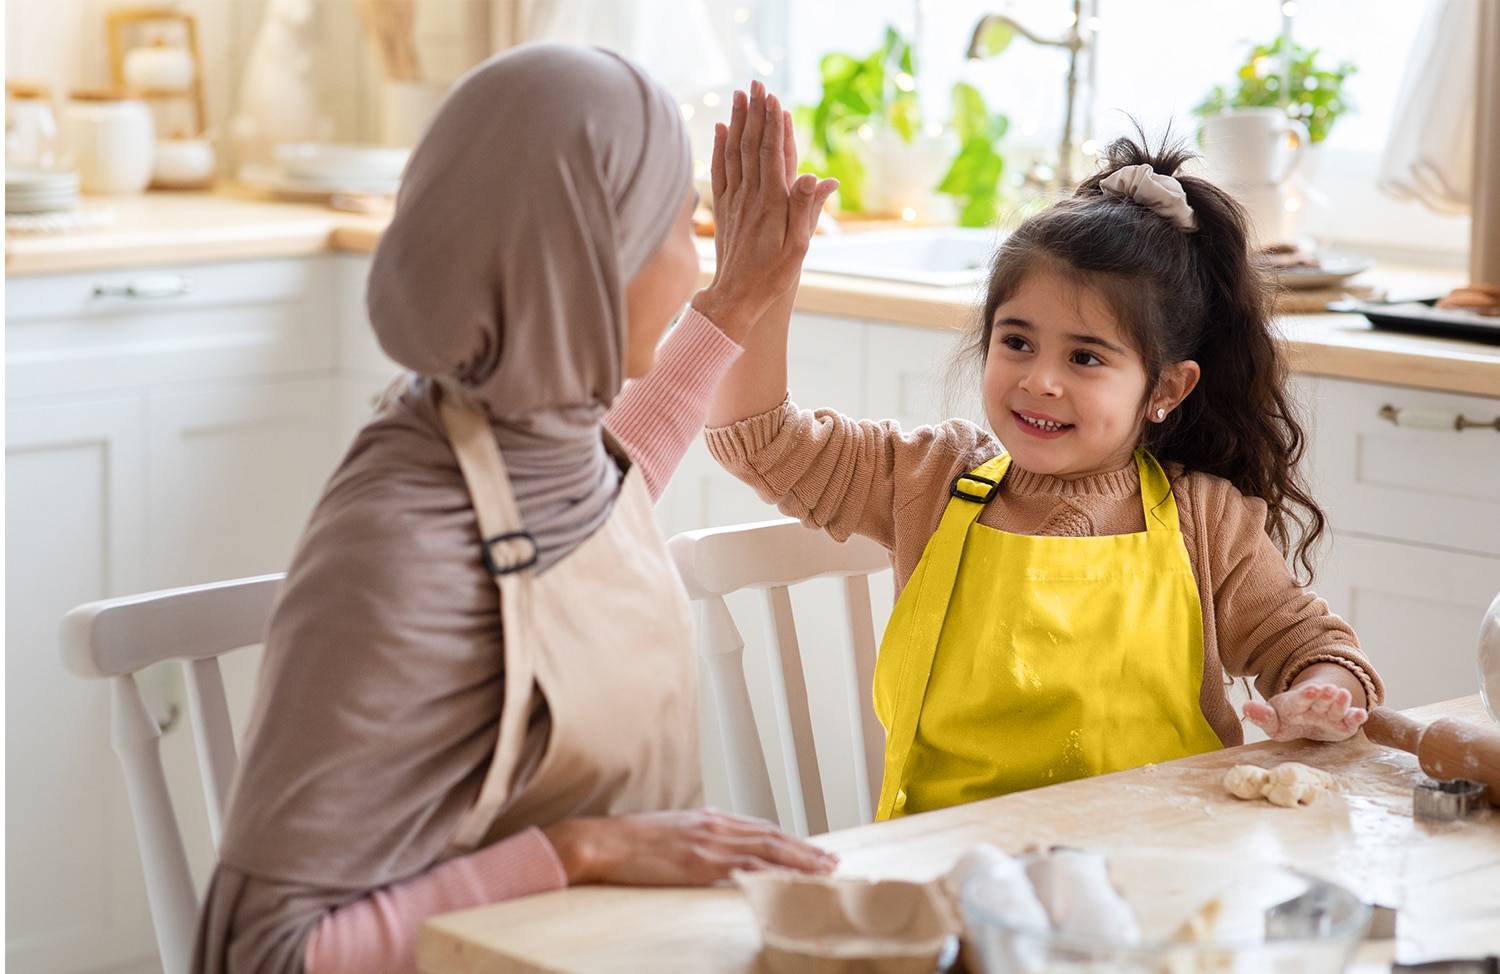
[
  {"left": 691, "top": 80, "right": 838, "bottom": 343},
  {"left": 1244, "top": 681, "right": 1368, "bottom": 743}
]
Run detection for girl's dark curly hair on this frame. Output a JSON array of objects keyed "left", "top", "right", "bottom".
[{"left": 971, "top": 132, "right": 1327, "bottom": 582}]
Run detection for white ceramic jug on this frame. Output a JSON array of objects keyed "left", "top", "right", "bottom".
[
  {"left": 1201, "top": 107, "right": 1307, "bottom": 188},
  {"left": 62, "top": 89, "right": 155, "bottom": 195}
]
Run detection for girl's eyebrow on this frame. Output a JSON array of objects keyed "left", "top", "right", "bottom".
[
  {"left": 995, "top": 317, "right": 1127, "bottom": 356},
  {"left": 1069, "top": 333, "right": 1127, "bottom": 355}
]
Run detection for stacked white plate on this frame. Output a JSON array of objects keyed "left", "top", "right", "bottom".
[{"left": 6, "top": 168, "right": 81, "bottom": 213}]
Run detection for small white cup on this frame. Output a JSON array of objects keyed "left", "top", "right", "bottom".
[{"left": 1200, "top": 108, "right": 1307, "bottom": 189}]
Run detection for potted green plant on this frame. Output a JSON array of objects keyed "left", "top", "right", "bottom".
[
  {"left": 794, "top": 27, "right": 1009, "bottom": 227},
  {"left": 1193, "top": 36, "right": 1356, "bottom": 144}
]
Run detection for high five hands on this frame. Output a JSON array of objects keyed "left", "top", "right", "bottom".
[{"left": 691, "top": 80, "right": 839, "bottom": 342}]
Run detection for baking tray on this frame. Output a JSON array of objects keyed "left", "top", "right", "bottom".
[{"left": 1328, "top": 298, "right": 1500, "bottom": 345}]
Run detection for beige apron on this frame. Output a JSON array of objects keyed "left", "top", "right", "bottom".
[{"left": 437, "top": 382, "right": 703, "bottom": 852}]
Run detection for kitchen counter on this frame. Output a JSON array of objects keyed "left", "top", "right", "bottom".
[
  {"left": 7, "top": 190, "right": 1498, "bottom": 398},
  {"left": 416, "top": 694, "right": 1500, "bottom": 974}
]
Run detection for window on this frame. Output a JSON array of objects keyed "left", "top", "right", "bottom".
[{"left": 774, "top": 0, "right": 1470, "bottom": 260}]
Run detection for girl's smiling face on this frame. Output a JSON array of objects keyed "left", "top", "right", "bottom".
[{"left": 982, "top": 265, "right": 1197, "bottom": 481}]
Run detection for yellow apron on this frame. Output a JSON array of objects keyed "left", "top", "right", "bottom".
[{"left": 873, "top": 448, "right": 1222, "bottom": 819}]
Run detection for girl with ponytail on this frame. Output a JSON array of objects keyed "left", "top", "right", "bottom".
[{"left": 704, "top": 110, "right": 1383, "bottom": 819}]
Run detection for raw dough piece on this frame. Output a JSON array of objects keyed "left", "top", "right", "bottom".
[
  {"left": 1222, "top": 762, "right": 1338, "bottom": 807},
  {"left": 1222, "top": 764, "right": 1270, "bottom": 800}
]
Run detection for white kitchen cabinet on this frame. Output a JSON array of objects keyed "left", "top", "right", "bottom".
[
  {"left": 5, "top": 398, "right": 157, "bottom": 974},
  {"left": 1316, "top": 535, "right": 1500, "bottom": 710},
  {"left": 651, "top": 312, "right": 866, "bottom": 542},
  {"left": 145, "top": 377, "right": 339, "bottom": 589},
  {"left": 862, "top": 319, "right": 986, "bottom": 431},
  {"left": 331, "top": 253, "right": 403, "bottom": 447},
  {"left": 5, "top": 258, "right": 350, "bottom": 974},
  {"left": 1299, "top": 376, "right": 1500, "bottom": 710}
]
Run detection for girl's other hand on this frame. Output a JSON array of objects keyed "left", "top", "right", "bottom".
[
  {"left": 691, "top": 80, "right": 838, "bottom": 343},
  {"left": 541, "top": 808, "right": 838, "bottom": 887},
  {"left": 1244, "top": 681, "right": 1368, "bottom": 742}
]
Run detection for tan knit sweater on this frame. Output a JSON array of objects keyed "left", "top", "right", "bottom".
[{"left": 704, "top": 398, "right": 1384, "bottom": 748}]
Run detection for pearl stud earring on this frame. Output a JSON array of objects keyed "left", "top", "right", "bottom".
[{"left": 1156, "top": 408, "right": 1166, "bottom": 420}]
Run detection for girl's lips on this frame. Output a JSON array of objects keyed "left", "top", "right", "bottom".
[{"left": 1012, "top": 410, "right": 1072, "bottom": 439}]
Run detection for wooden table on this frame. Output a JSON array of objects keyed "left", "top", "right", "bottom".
[{"left": 419, "top": 696, "right": 1500, "bottom": 973}]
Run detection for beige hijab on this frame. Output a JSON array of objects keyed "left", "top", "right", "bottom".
[
  {"left": 369, "top": 42, "right": 691, "bottom": 570},
  {"left": 198, "top": 45, "right": 691, "bottom": 971}
]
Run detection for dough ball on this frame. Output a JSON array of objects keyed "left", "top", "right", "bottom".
[
  {"left": 1223, "top": 764, "right": 1270, "bottom": 800},
  {"left": 1223, "top": 762, "right": 1337, "bottom": 807},
  {"left": 1262, "top": 762, "right": 1336, "bottom": 807}
]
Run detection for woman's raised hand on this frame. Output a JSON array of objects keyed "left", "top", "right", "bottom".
[
  {"left": 541, "top": 808, "right": 838, "bottom": 886},
  {"left": 691, "top": 80, "right": 838, "bottom": 343}
]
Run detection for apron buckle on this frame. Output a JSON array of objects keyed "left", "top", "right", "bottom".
[
  {"left": 482, "top": 531, "right": 539, "bottom": 575},
  {"left": 950, "top": 472, "right": 1000, "bottom": 503}
]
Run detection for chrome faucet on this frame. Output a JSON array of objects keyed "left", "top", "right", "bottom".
[{"left": 966, "top": 0, "right": 1087, "bottom": 189}]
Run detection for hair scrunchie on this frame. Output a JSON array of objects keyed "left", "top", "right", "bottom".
[{"left": 1099, "top": 163, "right": 1198, "bottom": 232}]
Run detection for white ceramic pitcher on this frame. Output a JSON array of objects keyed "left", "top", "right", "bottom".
[
  {"left": 1201, "top": 107, "right": 1307, "bottom": 188},
  {"left": 61, "top": 89, "right": 155, "bottom": 194}
]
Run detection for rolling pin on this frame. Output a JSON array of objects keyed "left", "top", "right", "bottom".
[{"left": 1364, "top": 706, "right": 1500, "bottom": 807}]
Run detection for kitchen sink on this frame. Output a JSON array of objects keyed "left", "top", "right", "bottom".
[{"left": 802, "top": 226, "right": 1003, "bottom": 288}]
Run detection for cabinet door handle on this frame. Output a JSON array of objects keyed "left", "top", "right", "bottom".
[
  {"left": 91, "top": 274, "right": 194, "bottom": 299},
  {"left": 1379, "top": 404, "right": 1500, "bottom": 432}
]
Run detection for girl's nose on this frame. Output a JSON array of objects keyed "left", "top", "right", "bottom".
[{"left": 1019, "top": 359, "right": 1063, "bottom": 396}]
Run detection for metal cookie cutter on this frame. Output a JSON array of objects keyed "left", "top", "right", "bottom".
[{"left": 1413, "top": 777, "right": 1490, "bottom": 821}]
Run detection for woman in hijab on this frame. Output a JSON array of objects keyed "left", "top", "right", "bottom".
[{"left": 193, "top": 46, "right": 837, "bottom": 974}]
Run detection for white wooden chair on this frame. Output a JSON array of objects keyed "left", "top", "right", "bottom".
[
  {"left": 668, "top": 518, "right": 890, "bottom": 836},
  {"left": 58, "top": 573, "right": 283, "bottom": 974}
]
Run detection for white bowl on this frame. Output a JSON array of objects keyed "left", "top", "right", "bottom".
[
  {"left": 274, "top": 142, "right": 410, "bottom": 183},
  {"left": 153, "top": 138, "right": 216, "bottom": 188}
]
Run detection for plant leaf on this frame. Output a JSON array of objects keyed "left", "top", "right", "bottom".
[{"left": 977, "top": 20, "right": 1015, "bottom": 58}]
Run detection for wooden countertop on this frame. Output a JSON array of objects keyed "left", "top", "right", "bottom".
[
  {"left": 7, "top": 190, "right": 1498, "bottom": 398},
  {"left": 417, "top": 695, "right": 1500, "bottom": 974}
]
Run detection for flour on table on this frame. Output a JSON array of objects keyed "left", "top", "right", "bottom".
[{"left": 1222, "top": 762, "right": 1338, "bottom": 807}]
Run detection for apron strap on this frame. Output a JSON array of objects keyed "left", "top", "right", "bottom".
[
  {"left": 1134, "top": 448, "right": 1180, "bottom": 532},
  {"left": 436, "top": 379, "right": 542, "bottom": 852},
  {"left": 875, "top": 452, "right": 1011, "bottom": 819}
]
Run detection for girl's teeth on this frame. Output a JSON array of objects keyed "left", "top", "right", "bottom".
[{"left": 1022, "top": 415, "right": 1065, "bottom": 431}]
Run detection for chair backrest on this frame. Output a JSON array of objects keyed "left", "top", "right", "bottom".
[
  {"left": 668, "top": 518, "right": 890, "bottom": 836},
  {"left": 59, "top": 573, "right": 284, "bottom": 974}
]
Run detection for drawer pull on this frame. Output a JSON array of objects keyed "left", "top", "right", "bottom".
[
  {"left": 92, "top": 274, "right": 194, "bottom": 299},
  {"left": 1378, "top": 404, "right": 1500, "bottom": 432}
]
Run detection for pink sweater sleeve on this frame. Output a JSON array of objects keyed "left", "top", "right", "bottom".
[
  {"left": 302, "top": 826, "right": 567, "bottom": 974},
  {"left": 604, "top": 306, "right": 743, "bottom": 501}
]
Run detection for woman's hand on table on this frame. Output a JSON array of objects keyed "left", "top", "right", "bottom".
[
  {"left": 1244, "top": 677, "right": 1369, "bottom": 743},
  {"left": 689, "top": 80, "right": 838, "bottom": 344},
  {"left": 541, "top": 808, "right": 837, "bottom": 886}
]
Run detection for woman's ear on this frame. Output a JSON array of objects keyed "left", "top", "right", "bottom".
[{"left": 1149, "top": 360, "right": 1201, "bottom": 422}]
